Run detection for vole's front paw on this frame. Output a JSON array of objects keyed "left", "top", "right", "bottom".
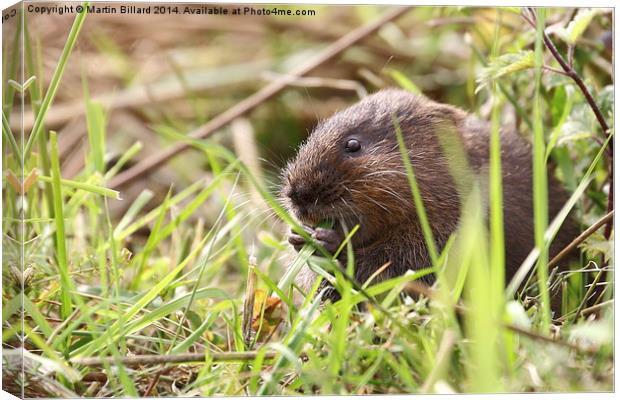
[
  {"left": 287, "top": 225, "right": 342, "bottom": 255},
  {"left": 288, "top": 225, "right": 312, "bottom": 252},
  {"left": 312, "top": 227, "right": 341, "bottom": 254}
]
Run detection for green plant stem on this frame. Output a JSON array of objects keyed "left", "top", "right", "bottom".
[
  {"left": 532, "top": 8, "right": 551, "bottom": 331},
  {"left": 37, "top": 175, "right": 120, "bottom": 199},
  {"left": 3, "top": 9, "right": 21, "bottom": 119},
  {"left": 392, "top": 115, "right": 438, "bottom": 265},
  {"left": 23, "top": 3, "right": 88, "bottom": 160},
  {"left": 489, "top": 10, "right": 505, "bottom": 309},
  {"left": 49, "top": 131, "right": 73, "bottom": 319},
  {"left": 2, "top": 111, "right": 21, "bottom": 166},
  {"left": 24, "top": 20, "right": 55, "bottom": 220}
]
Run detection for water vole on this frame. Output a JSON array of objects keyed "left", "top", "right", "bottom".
[{"left": 280, "top": 89, "right": 574, "bottom": 300}]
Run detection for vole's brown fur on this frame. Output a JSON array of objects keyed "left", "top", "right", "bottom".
[{"left": 281, "top": 89, "right": 575, "bottom": 301}]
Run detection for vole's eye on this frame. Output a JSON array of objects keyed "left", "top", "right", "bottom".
[{"left": 345, "top": 139, "right": 361, "bottom": 153}]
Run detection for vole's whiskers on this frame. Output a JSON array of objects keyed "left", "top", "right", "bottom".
[
  {"left": 340, "top": 196, "right": 360, "bottom": 223},
  {"left": 363, "top": 169, "right": 408, "bottom": 178},
  {"left": 371, "top": 185, "right": 409, "bottom": 206}
]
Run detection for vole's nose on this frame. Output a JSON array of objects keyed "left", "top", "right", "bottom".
[{"left": 286, "top": 184, "right": 316, "bottom": 208}]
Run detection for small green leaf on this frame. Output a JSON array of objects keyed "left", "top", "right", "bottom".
[
  {"left": 2, "top": 294, "right": 22, "bottom": 323},
  {"left": 556, "top": 8, "right": 602, "bottom": 45},
  {"left": 8, "top": 76, "right": 37, "bottom": 93},
  {"left": 476, "top": 51, "right": 535, "bottom": 93},
  {"left": 38, "top": 174, "right": 121, "bottom": 199},
  {"left": 257, "top": 230, "right": 287, "bottom": 251},
  {"left": 385, "top": 68, "right": 422, "bottom": 94},
  {"left": 502, "top": 7, "right": 521, "bottom": 14}
]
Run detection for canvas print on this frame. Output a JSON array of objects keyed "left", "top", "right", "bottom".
[{"left": 1, "top": 2, "right": 614, "bottom": 397}]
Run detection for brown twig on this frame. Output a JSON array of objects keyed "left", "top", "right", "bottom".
[
  {"left": 541, "top": 28, "right": 611, "bottom": 142},
  {"left": 71, "top": 350, "right": 278, "bottom": 367},
  {"left": 143, "top": 368, "right": 165, "bottom": 397},
  {"left": 504, "top": 323, "right": 599, "bottom": 356},
  {"left": 524, "top": 8, "right": 611, "bottom": 145},
  {"left": 603, "top": 172, "right": 614, "bottom": 240},
  {"left": 567, "top": 45, "right": 575, "bottom": 68},
  {"left": 571, "top": 268, "right": 605, "bottom": 323},
  {"left": 548, "top": 210, "right": 614, "bottom": 267},
  {"left": 108, "top": 6, "right": 412, "bottom": 189},
  {"left": 556, "top": 299, "right": 613, "bottom": 323},
  {"left": 542, "top": 65, "right": 571, "bottom": 77},
  {"left": 242, "top": 260, "right": 258, "bottom": 349},
  {"left": 579, "top": 299, "right": 613, "bottom": 318}
]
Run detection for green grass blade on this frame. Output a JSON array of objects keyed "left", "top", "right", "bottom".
[
  {"left": 23, "top": 296, "right": 53, "bottom": 337},
  {"left": 2, "top": 293, "right": 22, "bottom": 324},
  {"left": 24, "top": 20, "right": 55, "bottom": 219},
  {"left": 3, "top": 9, "right": 21, "bottom": 118},
  {"left": 49, "top": 131, "right": 73, "bottom": 319},
  {"left": 488, "top": 13, "right": 505, "bottom": 304},
  {"left": 171, "top": 316, "right": 212, "bottom": 354},
  {"left": 124, "top": 288, "right": 229, "bottom": 339},
  {"left": 23, "top": 3, "right": 88, "bottom": 159},
  {"left": 393, "top": 115, "right": 438, "bottom": 264},
  {"left": 532, "top": 9, "right": 551, "bottom": 331},
  {"left": 104, "top": 141, "right": 143, "bottom": 180},
  {"left": 114, "top": 163, "right": 236, "bottom": 241},
  {"left": 462, "top": 186, "right": 502, "bottom": 392},
  {"left": 130, "top": 188, "right": 173, "bottom": 289},
  {"left": 37, "top": 174, "right": 120, "bottom": 199},
  {"left": 84, "top": 99, "right": 106, "bottom": 174},
  {"left": 385, "top": 68, "right": 422, "bottom": 94},
  {"left": 2, "top": 110, "right": 21, "bottom": 165},
  {"left": 113, "top": 189, "right": 154, "bottom": 236}
]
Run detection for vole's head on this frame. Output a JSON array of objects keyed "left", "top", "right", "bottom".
[{"left": 281, "top": 89, "right": 465, "bottom": 244}]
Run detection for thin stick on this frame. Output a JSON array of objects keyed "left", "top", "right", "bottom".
[
  {"left": 260, "top": 71, "right": 368, "bottom": 99},
  {"left": 571, "top": 268, "right": 604, "bottom": 323},
  {"left": 242, "top": 259, "right": 258, "bottom": 349},
  {"left": 567, "top": 45, "right": 575, "bottom": 68},
  {"left": 556, "top": 299, "right": 613, "bottom": 323},
  {"left": 579, "top": 299, "right": 613, "bottom": 317},
  {"left": 603, "top": 171, "right": 614, "bottom": 240},
  {"left": 71, "top": 350, "right": 277, "bottom": 367},
  {"left": 108, "top": 6, "right": 411, "bottom": 189},
  {"left": 143, "top": 369, "right": 164, "bottom": 397},
  {"left": 504, "top": 323, "right": 599, "bottom": 356},
  {"left": 548, "top": 210, "right": 614, "bottom": 267},
  {"left": 542, "top": 65, "right": 571, "bottom": 77},
  {"left": 524, "top": 8, "right": 611, "bottom": 144}
]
